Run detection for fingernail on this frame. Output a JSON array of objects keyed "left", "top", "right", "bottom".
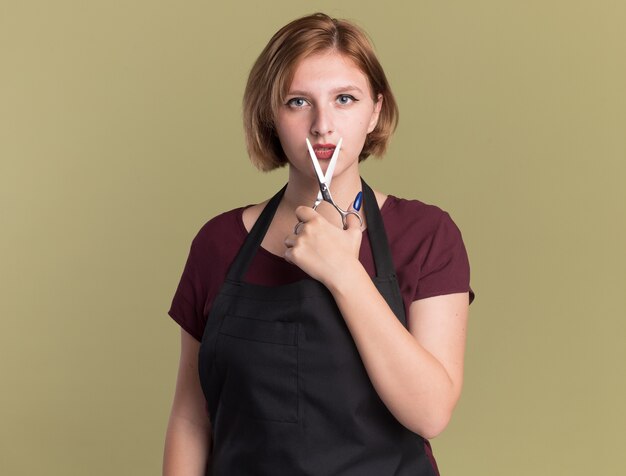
[{"left": 353, "top": 191, "right": 363, "bottom": 211}]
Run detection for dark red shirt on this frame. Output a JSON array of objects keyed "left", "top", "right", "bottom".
[{"left": 168, "top": 195, "right": 474, "bottom": 341}]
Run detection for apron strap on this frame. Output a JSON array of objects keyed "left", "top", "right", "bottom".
[
  {"left": 225, "top": 184, "right": 287, "bottom": 282},
  {"left": 361, "top": 178, "right": 396, "bottom": 279}
]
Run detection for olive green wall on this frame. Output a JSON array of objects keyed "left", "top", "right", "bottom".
[{"left": 2, "top": 1, "right": 624, "bottom": 474}]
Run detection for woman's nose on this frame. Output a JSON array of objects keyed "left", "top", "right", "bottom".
[{"left": 310, "top": 105, "right": 334, "bottom": 137}]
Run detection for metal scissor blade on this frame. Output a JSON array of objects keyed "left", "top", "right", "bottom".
[
  {"left": 306, "top": 138, "right": 326, "bottom": 185},
  {"left": 306, "top": 137, "right": 343, "bottom": 203},
  {"left": 324, "top": 137, "right": 342, "bottom": 189},
  {"left": 306, "top": 137, "right": 328, "bottom": 203}
]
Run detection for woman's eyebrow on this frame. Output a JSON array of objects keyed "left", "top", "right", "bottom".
[
  {"left": 286, "top": 85, "right": 365, "bottom": 96},
  {"left": 330, "top": 85, "right": 364, "bottom": 94}
]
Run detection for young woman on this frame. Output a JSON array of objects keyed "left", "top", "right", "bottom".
[{"left": 163, "top": 12, "right": 474, "bottom": 476}]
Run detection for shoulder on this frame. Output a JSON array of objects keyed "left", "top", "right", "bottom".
[
  {"left": 382, "top": 194, "right": 459, "bottom": 236},
  {"left": 187, "top": 206, "right": 250, "bottom": 262},
  {"left": 380, "top": 194, "right": 468, "bottom": 272},
  {"left": 193, "top": 206, "right": 247, "bottom": 240},
  {"left": 168, "top": 206, "right": 252, "bottom": 339},
  {"left": 380, "top": 194, "right": 474, "bottom": 303}
]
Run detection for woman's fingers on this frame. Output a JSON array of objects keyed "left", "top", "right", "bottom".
[
  {"left": 284, "top": 201, "right": 364, "bottom": 284},
  {"left": 352, "top": 191, "right": 363, "bottom": 212},
  {"left": 344, "top": 191, "right": 364, "bottom": 231},
  {"left": 345, "top": 212, "right": 362, "bottom": 231},
  {"left": 294, "top": 205, "right": 318, "bottom": 224},
  {"left": 284, "top": 233, "right": 297, "bottom": 248}
]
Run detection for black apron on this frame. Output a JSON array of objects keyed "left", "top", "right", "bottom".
[{"left": 198, "top": 179, "right": 437, "bottom": 475}]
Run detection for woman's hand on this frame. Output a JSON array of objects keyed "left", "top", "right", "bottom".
[{"left": 284, "top": 205, "right": 363, "bottom": 287}]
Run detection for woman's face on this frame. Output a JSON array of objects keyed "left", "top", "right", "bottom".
[{"left": 275, "top": 50, "right": 382, "bottom": 178}]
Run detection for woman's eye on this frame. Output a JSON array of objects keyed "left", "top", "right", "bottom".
[
  {"left": 286, "top": 98, "right": 307, "bottom": 108},
  {"left": 337, "top": 94, "right": 356, "bottom": 105}
]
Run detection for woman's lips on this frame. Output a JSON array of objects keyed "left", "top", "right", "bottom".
[{"left": 312, "top": 143, "right": 336, "bottom": 160}]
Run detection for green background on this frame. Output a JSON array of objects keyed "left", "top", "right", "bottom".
[{"left": 2, "top": 1, "right": 625, "bottom": 474}]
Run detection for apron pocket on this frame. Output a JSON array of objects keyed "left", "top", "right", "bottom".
[{"left": 216, "top": 314, "right": 299, "bottom": 423}]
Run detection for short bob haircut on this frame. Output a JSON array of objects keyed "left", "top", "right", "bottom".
[{"left": 243, "top": 12, "right": 399, "bottom": 171}]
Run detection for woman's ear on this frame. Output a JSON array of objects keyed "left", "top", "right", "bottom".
[{"left": 367, "top": 94, "right": 384, "bottom": 133}]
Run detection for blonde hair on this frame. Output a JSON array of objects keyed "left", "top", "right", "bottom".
[{"left": 243, "top": 12, "right": 399, "bottom": 171}]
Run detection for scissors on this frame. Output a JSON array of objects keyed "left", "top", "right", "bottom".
[{"left": 294, "top": 137, "right": 363, "bottom": 233}]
